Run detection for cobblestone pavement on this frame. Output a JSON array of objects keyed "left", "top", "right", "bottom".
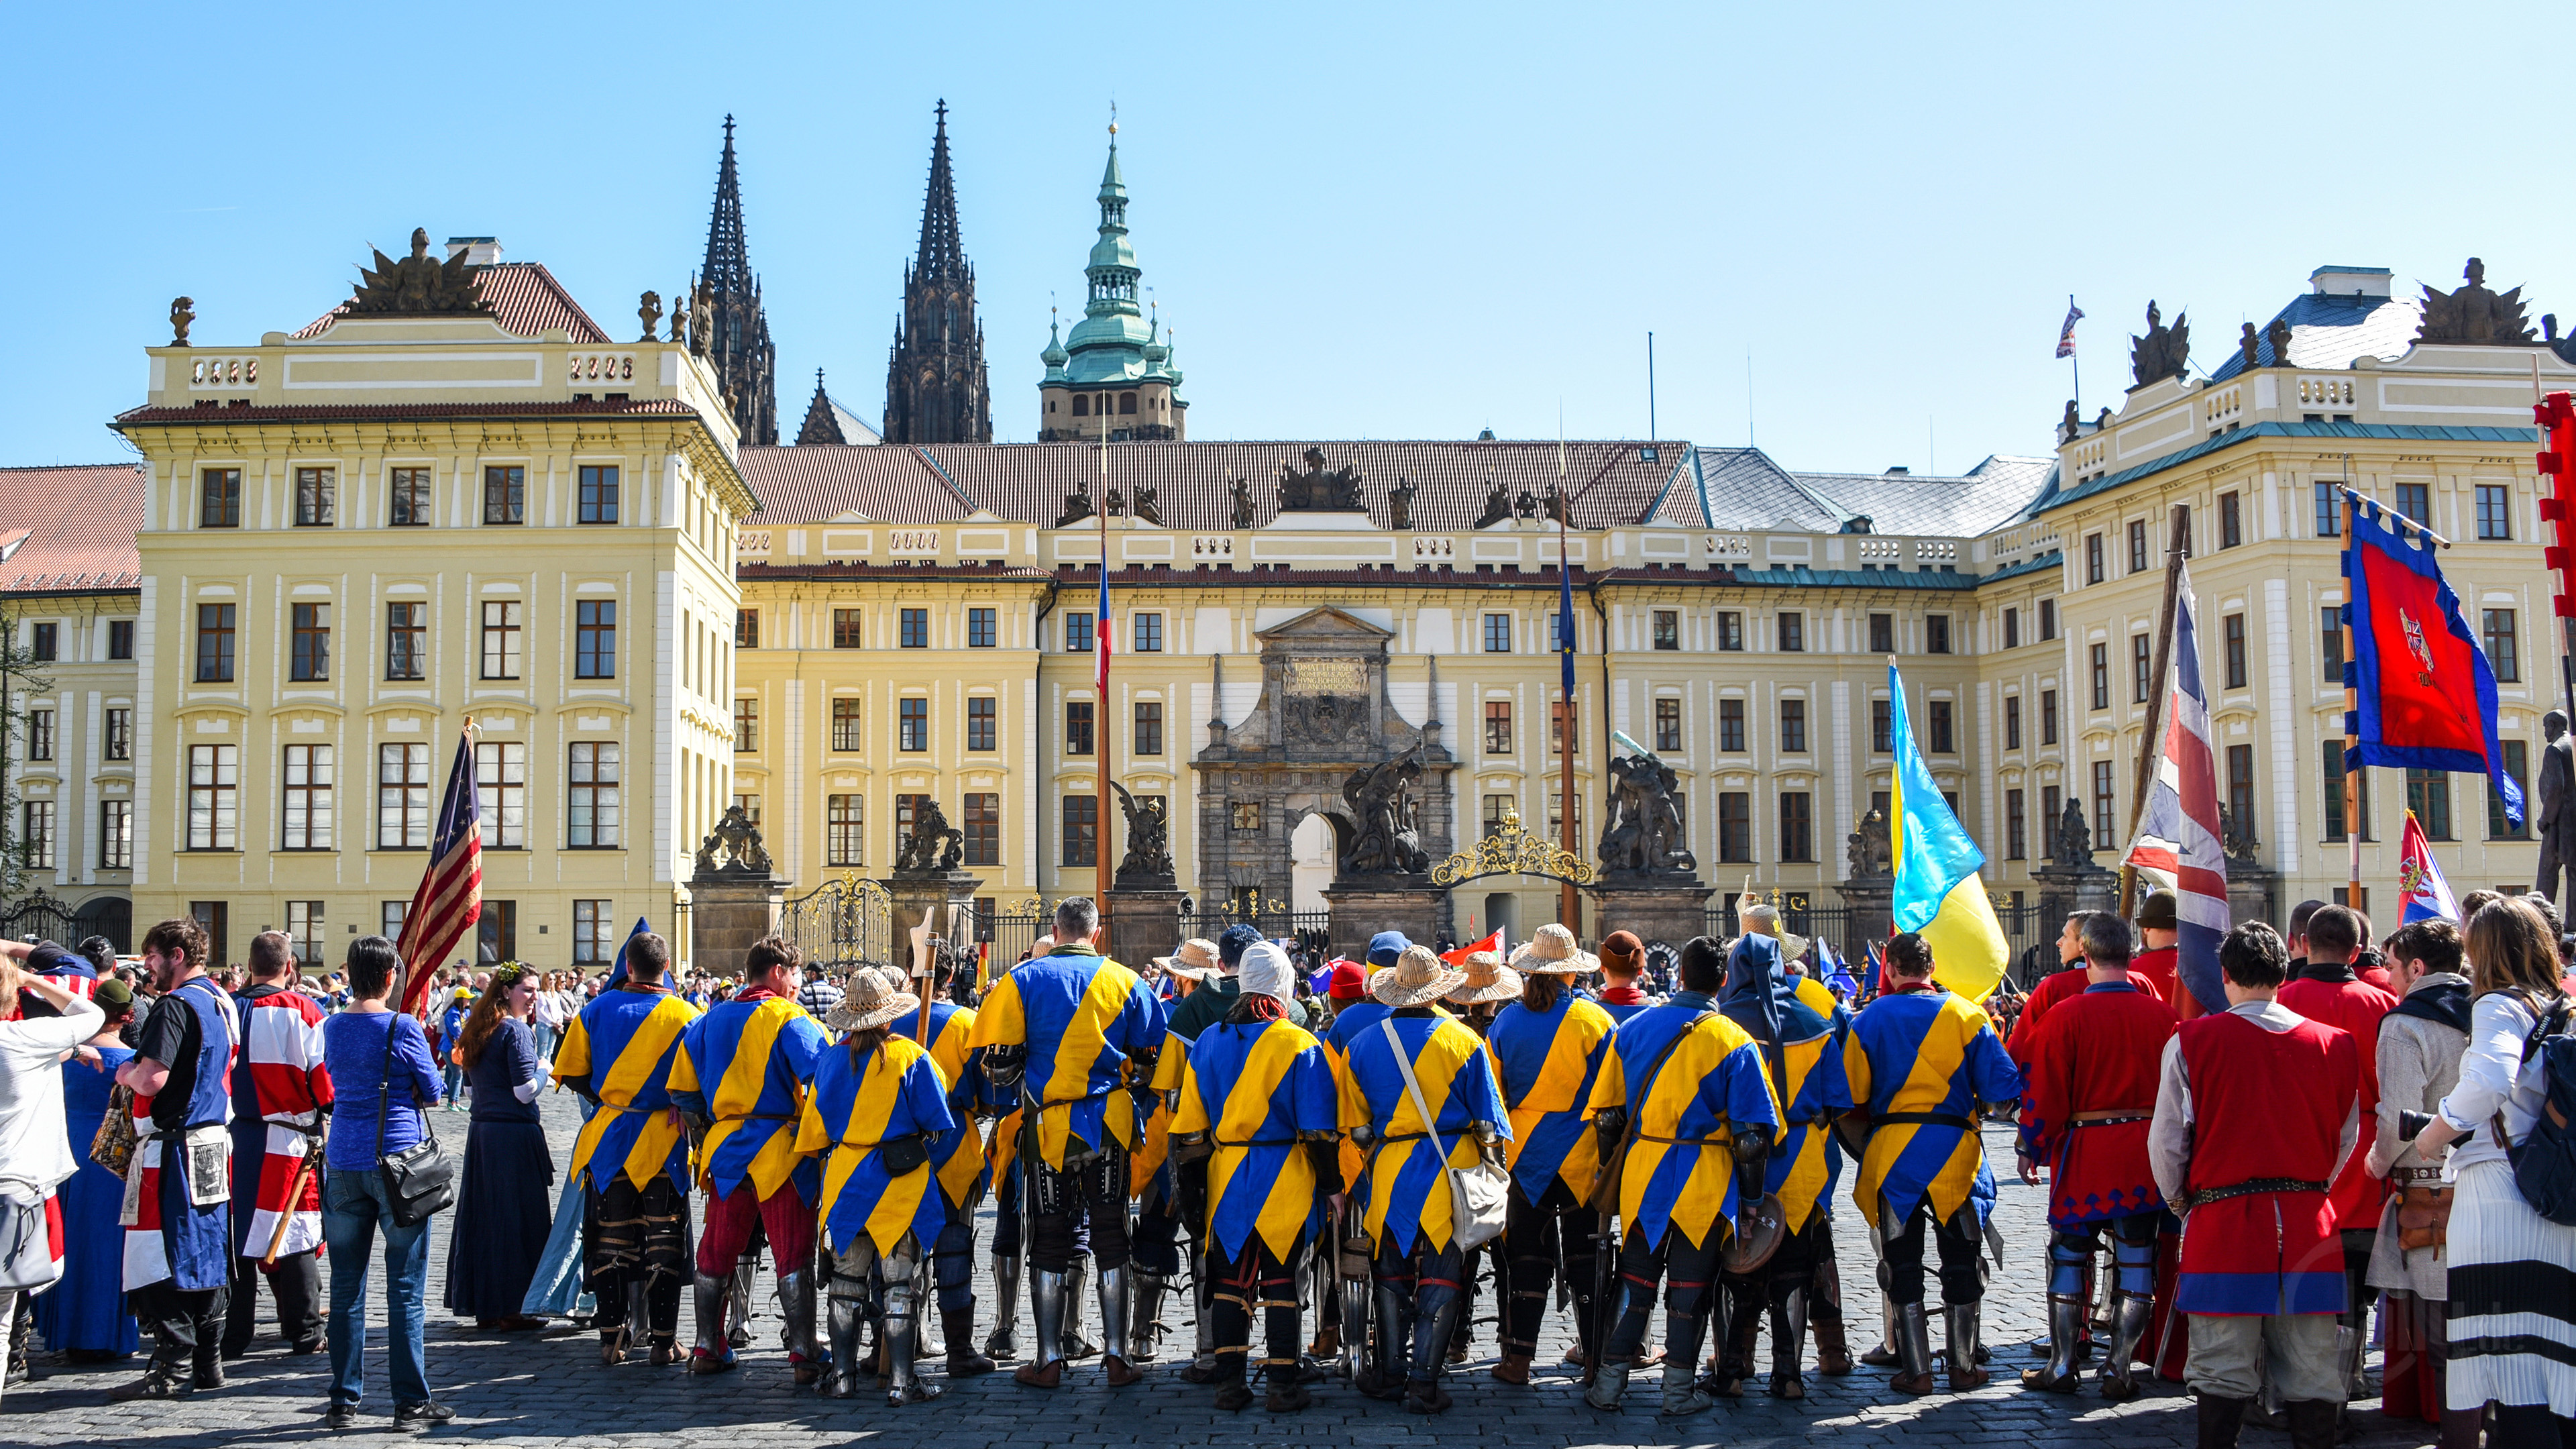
[{"left": 11, "top": 1093, "right": 2442, "bottom": 1448}]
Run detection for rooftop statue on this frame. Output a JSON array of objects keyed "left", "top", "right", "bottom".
[
  {"left": 637, "top": 290, "right": 662, "bottom": 343},
  {"left": 2129, "top": 301, "right": 2190, "bottom": 388},
  {"left": 2265, "top": 317, "right": 2294, "bottom": 368},
  {"left": 347, "top": 228, "right": 491, "bottom": 317},
  {"left": 693, "top": 805, "right": 773, "bottom": 877},
  {"left": 2417, "top": 257, "right": 2536, "bottom": 345},
  {"left": 1474, "top": 478, "right": 1511, "bottom": 529},
  {"left": 1277, "top": 447, "right": 1365, "bottom": 513},
  {"left": 170, "top": 297, "right": 194, "bottom": 347}
]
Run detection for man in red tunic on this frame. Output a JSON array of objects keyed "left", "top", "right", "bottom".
[
  {"left": 219, "top": 931, "right": 333, "bottom": 1359},
  {"left": 2130, "top": 892, "right": 2189, "bottom": 1020},
  {"left": 2010, "top": 912, "right": 2163, "bottom": 1068},
  {"left": 2015, "top": 911, "right": 2177, "bottom": 1399},
  {"left": 2148, "top": 922, "right": 2360, "bottom": 1449},
  {"left": 2273, "top": 904, "right": 2396, "bottom": 1404}
]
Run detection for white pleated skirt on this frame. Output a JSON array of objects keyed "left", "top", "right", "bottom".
[{"left": 2446, "top": 1159, "right": 2576, "bottom": 1414}]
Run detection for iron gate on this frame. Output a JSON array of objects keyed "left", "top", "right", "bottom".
[
  {"left": 0, "top": 890, "right": 84, "bottom": 948},
  {"left": 777, "top": 876, "right": 892, "bottom": 973}
]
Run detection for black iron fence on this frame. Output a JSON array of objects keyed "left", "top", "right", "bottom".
[
  {"left": 0, "top": 890, "right": 115, "bottom": 951},
  {"left": 1696, "top": 894, "right": 2060, "bottom": 989}
]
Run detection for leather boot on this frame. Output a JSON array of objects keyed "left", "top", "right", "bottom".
[
  {"left": 1013, "top": 1269, "right": 1067, "bottom": 1388},
  {"left": 1703, "top": 1283, "right": 1764, "bottom": 1397},
  {"left": 883, "top": 1273, "right": 938, "bottom": 1405},
  {"left": 1890, "top": 1301, "right": 1935, "bottom": 1395},
  {"left": 105, "top": 1338, "right": 194, "bottom": 1401},
  {"left": 191, "top": 1328, "right": 225, "bottom": 1391},
  {"left": 778, "top": 1269, "right": 823, "bottom": 1385},
  {"left": 824, "top": 1292, "right": 865, "bottom": 1399},
  {"left": 1063, "top": 1258, "right": 1097, "bottom": 1360},
  {"left": 2284, "top": 1398, "right": 2339, "bottom": 1449},
  {"left": 1811, "top": 1256, "right": 1853, "bottom": 1375},
  {"left": 2021, "top": 1293, "right": 2086, "bottom": 1392},
  {"left": 1584, "top": 1359, "right": 1631, "bottom": 1410},
  {"left": 943, "top": 1308, "right": 996, "bottom": 1377},
  {"left": 1181, "top": 1262, "right": 1222, "bottom": 1383},
  {"left": 688, "top": 1272, "right": 737, "bottom": 1373},
  {"left": 983, "top": 1254, "right": 1021, "bottom": 1360},
  {"left": 1661, "top": 1305, "right": 1713, "bottom": 1417},
  {"left": 1129, "top": 1269, "right": 1169, "bottom": 1362},
  {"left": 1099, "top": 1265, "right": 1140, "bottom": 1386},
  {"left": 1943, "top": 1302, "right": 1988, "bottom": 1391},
  {"left": 2100, "top": 1291, "right": 2152, "bottom": 1400},
  {"left": 1356, "top": 1283, "right": 1411, "bottom": 1400},
  {"left": 1768, "top": 1286, "right": 1809, "bottom": 1400},
  {"left": 2196, "top": 1393, "right": 2251, "bottom": 1449},
  {"left": 2438, "top": 1407, "right": 2483, "bottom": 1449}
]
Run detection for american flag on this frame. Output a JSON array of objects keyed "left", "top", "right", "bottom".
[
  {"left": 2120, "top": 562, "right": 2229, "bottom": 1015},
  {"left": 2055, "top": 299, "right": 2084, "bottom": 358},
  {"left": 396, "top": 727, "right": 483, "bottom": 1018}
]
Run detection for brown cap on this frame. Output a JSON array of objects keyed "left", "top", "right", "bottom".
[
  {"left": 1599, "top": 930, "right": 1644, "bottom": 973},
  {"left": 2137, "top": 892, "right": 2178, "bottom": 930}
]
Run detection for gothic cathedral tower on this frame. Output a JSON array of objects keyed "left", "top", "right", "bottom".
[
  {"left": 698, "top": 116, "right": 779, "bottom": 445},
  {"left": 883, "top": 102, "right": 992, "bottom": 445}
]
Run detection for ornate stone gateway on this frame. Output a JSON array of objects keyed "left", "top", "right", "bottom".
[{"left": 1192, "top": 606, "right": 1454, "bottom": 955}]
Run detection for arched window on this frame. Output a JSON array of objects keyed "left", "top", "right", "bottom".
[
  {"left": 1120, "top": 392, "right": 1138, "bottom": 415},
  {"left": 1073, "top": 394, "right": 1090, "bottom": 417}
]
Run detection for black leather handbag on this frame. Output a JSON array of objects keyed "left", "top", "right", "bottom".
[
  {"left": 875, "top": 1132, "right": 932, "bottom": 1177},
  {"left": 376, "top": 1016, "right": 455, "bottom": 1227}
]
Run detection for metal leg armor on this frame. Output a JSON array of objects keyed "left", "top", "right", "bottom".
[
  {"left": 728, "top": 1259, "right": 757, "bottom": 1350},
  {"left": 1663, "top": 1303, "right": 1714, "bottom": 1417},
  {"left": 689, "top": 1272, "right": 737, "bottom": 1373},
  {"left": 1012, "top": 1269, "right": 1068, "bottom": 1388},
  {"left": 2023, "top": 1295, "right": 2086, "bottom": 1392},
  {"left": 1129, "top": 1269, "right": 1169, "bottom": 1362},
  {"left": 1099, "top": 1265, "right": 1140, "bottom": 1385},
  {"left": 824, "top": 1258, "right": 872, "bottom": 1401},
  {"left": 881, "top": 1239, "right": 938, "bottom": 1407},
  {"left": 2102, "top": 1291, "right": 2152, "bottom": 1401},
  {"left": 777, "top": 1268, "right": 822, "bottom": 1385},
  {"left": 1769, "top": 1285, "right": 1809, "bottom": 1400},
  {"left": 1358, "top": 1281, "right": 1411, "bottom": 1399},
  {"left": 1407, "top": 1289, "right": 1462, "bottom": 1414},
  {"left": 1063, "top": 1256, "right": 1097, "bottom": 1360},
  {"left": 984, "top": 1253, "right": 1022, "bottom": 1360},
  {"left": 1891, "top": 1301, "right": 1935, "bottom": 1394},
  {"left": 1944, "top": 1302, "right": 1988, "bottom": 1391}
]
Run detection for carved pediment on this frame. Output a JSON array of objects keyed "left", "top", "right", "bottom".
[{"left": 1252, "top": 606, "right": 1395, "bottom": 646}]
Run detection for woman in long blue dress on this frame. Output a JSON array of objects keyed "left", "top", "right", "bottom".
[
  {"left": 38, "top": 978, "right": 142, "bottom": 1359},
  {"left": 441, "top": 965, "right": 555, "bottom": 1328}
]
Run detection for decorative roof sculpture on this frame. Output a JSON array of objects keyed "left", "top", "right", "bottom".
[
  {"left": 347, "top": 228, "right": 492, "bottom": 317},
  {"left": 2416, "top": 257, "right": 2536, "bottom": 345}
]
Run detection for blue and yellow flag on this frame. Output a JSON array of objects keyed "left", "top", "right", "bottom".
[{"left": 1886, "top": 663, "right": 2008, "bottom": 1002}]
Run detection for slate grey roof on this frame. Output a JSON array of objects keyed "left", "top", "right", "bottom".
[
  {"left": 740, "top": 439, "right": 1692, "bottom": 531},
  {"left": 1688, "top": 448, "right": 1842, "bottom": 531},
  {"left": 2205, "top": 290, "right": 2420, "bottom": 382},
  {"left": 1684, "top": 447, "right": 2055, "bottom": 538}
]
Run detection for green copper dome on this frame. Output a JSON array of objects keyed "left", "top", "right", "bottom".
[{"left": 1046, "top": 123, "right": 1177, "bottom": 393}]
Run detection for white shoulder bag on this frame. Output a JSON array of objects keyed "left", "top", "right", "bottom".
[{"left": 1380, "top": 1018, "right": 1509, "bottom": 1251}]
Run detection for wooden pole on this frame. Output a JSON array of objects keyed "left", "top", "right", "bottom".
[
  {"left": 2117, "top": 506, "right": 2190, "bottom": 917},
  {"left": 1096, "top": 431, "right": 1113, "bottom": 955},
  {"left": 2345, "top": 488, "right": 2364, "bottom": 912},
  {"left": 1556, "top": 463, "right": 1580, "bottom": 933}
]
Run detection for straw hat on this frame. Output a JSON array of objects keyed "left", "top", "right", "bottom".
[
  {"left": 1509, "top": 922, "right": 1599, "bottom": 977},
  {"left": 1154, "top": 938, "right": 1222, "bottom": 981},
  {"left": 824, "top": 970, "right": 918, "bottom": 1032},
  {"left": 1736, "top": 897, "right": 1809, "bottom": 964},
  {"left": 1446, "top": 950, "right": 1522, "bottom": 1006},
  {"left": 1371, "top": 944, "right": 1466, "bottom": 1008}
]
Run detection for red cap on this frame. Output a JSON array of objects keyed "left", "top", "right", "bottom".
[{"left": 1327, "top": 958, "right": 1369, "bottom": 1001}]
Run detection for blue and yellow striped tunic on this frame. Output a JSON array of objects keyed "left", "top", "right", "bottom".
[
  {"left": 555, "top": 984, "right": 701, "bottom": 1194},
  {"left": 963, "top": 947, "right": 1167, "bottom": 1169},
  {"left": 1584, "top": 994, "right": 1781, "bottom": 1250},
  {"left": 1842, "top": 985, "right": 2023, "bottom": 1228},
  {"left": 794, "top": 1034, "right": 955, "bottom": 1256},
  {"left": 1338, "top": 1011, "right": 1510, "bottom": 1255},
  {"left": 890, "top": 1000, "right": 988, "bottom": 1212},
  {"left": 1172, "top": 1016, "right": 1338, "bottom": 1260},
  {"left": 670, "top": 991, "right": 826, "bottom": 1203},
  {"left": 1487, "top": 991, "right": 1615, "bottom": 1203}
]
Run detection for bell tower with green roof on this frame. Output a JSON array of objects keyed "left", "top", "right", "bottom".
[{"left": 1038, "top": 115, "right": 1185, "bottom": 442}]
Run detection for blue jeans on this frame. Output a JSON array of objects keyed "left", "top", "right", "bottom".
[
  {"left": 323, "top": 1167, "right": 432, "bottom": 1409},
  {"left": 442, "top": 1060, "right": 465, "bottom": 1106}
]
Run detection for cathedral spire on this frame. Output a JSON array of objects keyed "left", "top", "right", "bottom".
[
  {"left": 1038, "top": 111, "right": 1183, "bottom": 441},
  {"left": 695, "top": 114, "right": 777, "bottom": 444},
  {"left": 883, "top": 100, "right": 991, "bottom": 444}
]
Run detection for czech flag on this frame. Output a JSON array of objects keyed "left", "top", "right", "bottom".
[
  {"left": 2397, "top": 810, "right": 2461, "bottom": 924},
  {"left": 2344, "top": 497, "right": 2523, "bottom": 826},
  {"left": 1886, "top": 662, "right": 2008, "bottom": 1003},
  {"left": 1443, "top": 929, "right": 1502, "bottom": 966}
]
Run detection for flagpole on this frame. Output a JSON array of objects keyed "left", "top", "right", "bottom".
[
  {"left": 2118, "top": 506, "right": 2189, "bottom": 916},
  {"left": 1097, "top": 423, "right": 1113, "bottom": 953},
  {"left": 2343, "top": 490, "right": 2363, "bottom": 912},
  {"left": 1556, "top": 419, "right": 1580, "bottom": 933},
  {"left": 2068, "top": 294, "right": 2080, "bottom": 413}
]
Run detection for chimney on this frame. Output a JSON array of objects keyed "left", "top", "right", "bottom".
[
  {"left": 1884, "top": 466, "right": 1909, "bottom": 476},
  {"left": 445, "top": 236, "right": 503, "bottom": 266},
  {"left": 2308, "top": 265, "right": 2390, "bottom": 299}
]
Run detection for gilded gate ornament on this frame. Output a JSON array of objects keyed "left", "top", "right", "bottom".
[{"left": 1431, "top": 807, "right": 1597, "bottom": 888}]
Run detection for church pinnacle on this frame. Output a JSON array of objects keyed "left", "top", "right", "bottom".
[
  {"left": 883, "top": 99, "right": 991, "bottom": 444},
  {"left": 696, "top": 115, "right": 779, "bottom": 445}
]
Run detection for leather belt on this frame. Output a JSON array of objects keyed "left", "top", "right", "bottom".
[
  {"left": 1638, "top": 1133, "right": 1718, "bottom": 1146},
  {"left": 1876, "top": 1112, "right": 1974, "bottom": 1130},
  {"left": 2183, "top": 1177, "right": 2330, "bottom": 1211},
  {"left": 2070, "top": 1112, "right": 2153, "bottom": 1127},
  {"left": 2392, "top": 1167, "right": 2447, "bottom": 1184}
]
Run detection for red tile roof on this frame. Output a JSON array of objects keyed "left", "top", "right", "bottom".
[
  {"left": 292, "top": 262, "right": 612, "bottom": 343},
  {"left": 115, "top": 398, "right": 702, "bottom": 427},
  {"left": 0, "top": 465, "right": 145, "bottom": 592},
  {"left": 739, "top": 439, "right": 1692, "bottom": 532}
]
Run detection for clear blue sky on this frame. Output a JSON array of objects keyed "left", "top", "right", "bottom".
[{"left": 7, "top": 2, "right": 2573, "bottom": 474}]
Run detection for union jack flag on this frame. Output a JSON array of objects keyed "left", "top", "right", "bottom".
[
  {"left": 2121, "top": 561, "right": 2229, "bottom": 1015},
  {"left": 2055, "top": 299, "right": 2084, "bottom": 358},
  {"left": 396, "top": 728, "right": 482, "bottom": 1018}
]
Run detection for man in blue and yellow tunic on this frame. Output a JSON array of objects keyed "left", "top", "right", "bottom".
[
  {"left": 669, "top": 936, "right": 827, "bottom": 1380},
  {"left": 1580, "top": 934, "right": 1781, "bottom": 1417},
  {"left": 1338, "top": 945, "right": 1511, "bottom": 1416},
  {"left": 553, "top": 932, "right": 702, "bottom": 1366},
  {"left": 1170, "top": 942, "right": 1341, "bottom": 1413},
  {"left": 1488, "top": 923, "right": 1615, "bottom": 1383},
  {"left": 793, "top": 973, "right": 957, "bottom": 1405},
  {"left": 965, "top": 897, "right": 1168, "bottom": 1389},
  {"left": 1841, "top": 930, "right": 2024, "bottom": 1395},
  {"left": 887, "top": 939, "right": 997, "bottom": 1379},
  {"left": 1709, "top": 931, "right": 1851, "bottom": 1400}
]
